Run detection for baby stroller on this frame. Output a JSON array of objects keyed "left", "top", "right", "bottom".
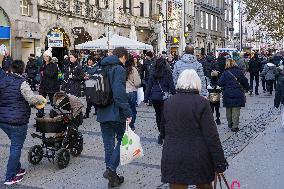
[{"left": 28, "top": 92, "right": 84, "bottom": 169}]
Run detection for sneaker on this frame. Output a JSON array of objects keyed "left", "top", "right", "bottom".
[
  {"left": 4, "top": 175, "right": 23, "bottom": 185},
  {"left": 216, "top": 119, "right": 221, "bottom": 125},
  {"left": 231, "top": 128, "right": 239, "bottom": 132},
  {"left": 249, "top": 91, "right": 253, "bottom": 96},
  {"left": 16, "top": 168, "right": 26, "bottom": 177}
]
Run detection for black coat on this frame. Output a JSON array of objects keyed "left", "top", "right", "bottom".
[
  {"left": 274, "top": 73, "right": 284, "bottom": 108},
  {"left": 2, "top": 56, "right": 13, "bottom": 72},
  {"left": 62, "top": 62, "right": 84, "bottom": 97},
  {"left": 39, "top": 63, "right": 60, "bottom": 94},
  {"left": 248, "top": 58, "right": 261, "bottom": 74},
  {"left": 161, "top": 90, "right": 227, "bottom": 185},
  {"left": 25, "top": 60, "right": 37, "bottom": 78}
]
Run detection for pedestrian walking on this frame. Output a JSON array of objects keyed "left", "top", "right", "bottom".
[
  {"left": 37, "top": 49, "right": 60, "bottom": 117},
  {"left": 218, "top": 59, "right": 250, "bottom": 132},
  {"left": 216, "top": 53, "right": 227, "bottom": 75},
  {"left": 0, "top": 60, "right": 46, "bottom": 185},
  {"left": 145, "top": 58, "right": 175, "bottom": 145},
  {"left": 62, "top": 53, "right": 85, "bottom": 97},
  {"left": 173, "top": 45, "right": 207, "bottom": 96},
  {"left": 96, "top": 47, "right": 132, "bottom": 188},
  {"left": 274, "top": 68, "right": 284, "bottom": 108},
  {"left": 248, "top": 53, "right": 261, "bottom": 95},
  {"left": 207, "top": 70, "right": 222, "bottom": 125},
  {"left": 260, "top": 61, "right": 277, "bottom": 95},
  {"left": 160, "top": 69, "right": 228, "bottom": 189},
  {"left": 233, "top": 52, "right": 246, "bottom": 74},
  {"left": 260, "top": 57, "right": 269, "bottom": 92},
  {"left": 25, "top": 54, "right": 37, "bottom": 91},
  {"left": 125, "top": 56, "right": 141, "bottom": 131},
  {"left": 83, "top": 57, "right": 98, "bottom": 118}
]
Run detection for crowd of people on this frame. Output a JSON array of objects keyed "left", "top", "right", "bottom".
[{"left": 1, "top": 45, "right": 284, "bottom": 188}]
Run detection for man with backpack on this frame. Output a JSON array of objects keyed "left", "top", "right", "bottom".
[{"left": 94, "top": 47, "right": 132, "bottom": 188}]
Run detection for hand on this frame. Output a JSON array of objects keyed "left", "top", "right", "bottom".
[
  {"left": 84, "top": 76, "right": 89, "bottom": 80},
  {"left": 203, "top": 96, "right": 208, "bottom": 99}
]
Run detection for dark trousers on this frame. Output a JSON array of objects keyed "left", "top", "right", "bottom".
[
  {"left": 100, "top": 122, "right": 125, "bottom": 172},
  {"left": 250, "top": 73, "right": 259, "bottom": 93},
  {"left": 266, "top": 80, "right": 274, "bottom": 94},
  {"left": 0, "top": 123, "right": 27, "bottom": 181},
  {"left": 127, "top": 92, "right": 137, "bottom": 129},
  {"left": 210, "top": 102, "right": 220, "bottom": 119},
  {"left": 38, "top": 92, "right": 55, "bottom": 115},
  {"left": 261, "top": 78, "right": 266, "bottom": 91},
  {"left": 152, "top": 100, "right": 164, "bottom": 132},
  {"left": 85, "top": 101, "right": 97, "bottom": 116}
]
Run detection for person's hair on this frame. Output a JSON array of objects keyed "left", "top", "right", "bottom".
[
  {"left": 43, "top": 56, "right": 52, "bottom": 64},
  {"left": 125, "top": 56, "right": 134, "bottom": 79},
  {"left": 146, "top": 51, "right": 153, "bottom": 58},
  {"left": 225, "top": 58, "right": 237, "bottom": 69},
  {"left": 87, "top": 56, "right": 95, "bottom": 64},
  {"left": 113, "top": 47, "right": 128, "bottom": 58},
  {"left": 11, "top": 60, "right": 25, "bottom": 74},
  {"left": 176, "top": 69, "right": 201, "bottom": 93},
  {"left": 153, "top": 58, "right": 168, "bottom": 80},
  {"left": 69, "top": 53, "right": 78, "bottom": 59},
  {"left": 184, "top": 45, "right": 195, "bottom": 55}
]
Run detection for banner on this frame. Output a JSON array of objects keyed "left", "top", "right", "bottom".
[{"left": 47, "top": 32, "right": 63, "bottom": 47}]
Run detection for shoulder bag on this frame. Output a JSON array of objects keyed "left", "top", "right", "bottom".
[{"left": 158, "top": 82, "right": 170, "bottom": 101}]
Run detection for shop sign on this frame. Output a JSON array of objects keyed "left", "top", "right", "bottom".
[
  {"left": 72, "top": 27, "right": 85, "bottom": 35},
  {"left": 47, "top": 32, "right": 63, "bottom": 47},
  {"left": 0, "top": 26, "right": 10, "bottom": 39}
]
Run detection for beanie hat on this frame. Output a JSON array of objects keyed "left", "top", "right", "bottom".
[{"left": 43, "top": 47, "right": 52, "bottom": 58}]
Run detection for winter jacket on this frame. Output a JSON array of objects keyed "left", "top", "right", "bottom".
[
  {"left": 39, "top": 62, "right": 60, "bottom": 94},
  {"left": 0, "top": 68, "right": 5, "bottom": 79},
  {"left": 217, "top": 56, "right": 226, "bottom": 74},
  {"left": 2, "top": 56, "right": 13, "bottom": 72},
  {"left": 202, "top": 55, "right": 219, "bottom": 78},
  {"left": 126, "top": 66, "right": 141, "bottom": 93},
  {"left": 141, "top": 58, "right": 155, "bottom": 84},
  {"left": 161, "top": 90, "right": 227, "bottom": 185},
  {"left": 173, "top": 54, "right": 207, "bottom": 96},
  {"left": 0, "top": 74, "right": 31, "bottom": 125},
  {"left": 260, "top": 63, "right": 277, "bottom": 81},
  {"left": 145, "top": 67, "right": 176, "bottom": 101},
  {"left": 96, "top": 55, "right": 132, "bottom": 123},
  {"left": 248, "top": 58, "right": 261, "bottom": 74},
  {"left": 236, "top": 58, "right": 247, "bottom": 74},
  {"left": 25, "top": 59, "right": 37, "bottom": 79},
  {"left": 274, "top": 71, "right": 284, "bottom": 108},
  {"left": 83, "top": 64, "right": 98, "bottom": 102},
  {"left": 62, "top": 62, "right": 84, "bottom": 97},
  {"left": 218, "top": 66, "right": 250, "bottom": 107}
]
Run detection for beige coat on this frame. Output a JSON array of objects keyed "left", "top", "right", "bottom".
[{"left": 126, "top": 67, "right": 141, "bottom": 93}]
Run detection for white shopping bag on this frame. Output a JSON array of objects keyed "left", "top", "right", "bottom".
[
  {"left": 282, "top": 110, "right": 284, "bottom": 128},
  {"left": 120, "top": 123, "right": 144, "bottom": 165},
  {"left": 137, "top": 87, "right": 144, "bottom": 105}
]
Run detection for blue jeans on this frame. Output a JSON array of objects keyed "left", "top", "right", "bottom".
[
  {"left": 127, "top": 91, "right": 137, "bottom": 129},
  {"left": 0, "top": 123, "right": 28, "bottom": 181},
  {"left": 100, "top": 122, "right": 125, "bottom": 172}
]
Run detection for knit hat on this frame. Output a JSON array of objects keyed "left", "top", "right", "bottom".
[{"left": 43, "top": 47, "right": 52, "bottom": 58}]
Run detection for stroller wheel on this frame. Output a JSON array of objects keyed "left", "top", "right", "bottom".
[
  {"left": 28, "top": 145, "right": 43, "bottom": 165},
  {"left": 69, "top": 134, "right": 83, "bottom": 157},
  {"left": 56, "top": 148, "right": 70, "bottom": 169}
]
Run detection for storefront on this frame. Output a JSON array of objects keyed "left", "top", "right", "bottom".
[{"left": 0, "top": 7, "right": 10, "bottom": 64}]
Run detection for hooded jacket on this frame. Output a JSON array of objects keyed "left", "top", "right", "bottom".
[
  {"left": 96, "top": 55, "right": 132, "bottom": 123},
  {"left": 173, "top": 54, "right": 207, "bottom": 96},
  {"left": 260, "top": 63, "right": 277, "bottom": 81}
]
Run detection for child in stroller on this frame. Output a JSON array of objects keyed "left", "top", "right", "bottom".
[{"left": 28, "top": 92, "right": 84, "bottom": 169}]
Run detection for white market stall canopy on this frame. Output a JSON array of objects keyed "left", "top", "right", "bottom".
[{"left": 75, "top": 34, "right": 153, "bottom": 50}]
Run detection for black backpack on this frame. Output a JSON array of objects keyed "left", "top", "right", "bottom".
[{"left": 89, "top": 65, "right": 115, "bottom": 108}]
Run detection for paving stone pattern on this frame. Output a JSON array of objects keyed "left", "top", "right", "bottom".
[{"left": 0, "top": 91, "right": 278, "bottom": 189}]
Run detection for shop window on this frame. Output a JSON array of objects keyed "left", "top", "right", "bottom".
[{"left": 20, "top": 0, "right": 33, "bottom": 16}]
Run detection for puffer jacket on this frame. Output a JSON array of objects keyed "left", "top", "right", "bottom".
[
  {"left": 260, "top": 63, "right": 277, "bottom": 81},
  {"left": 173, "top": 54, "right": 207, "bottom": 96}
]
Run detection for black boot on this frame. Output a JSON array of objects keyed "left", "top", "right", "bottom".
[
  {"left": 103, "top": 168, "right": 124, "bottom": 188},
  {"left": 216, "top": 118, "right": 221, "bottom": 125}
]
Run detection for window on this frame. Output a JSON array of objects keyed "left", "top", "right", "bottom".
[
  {"left": 211, "top": 15, "right": 214, "bottom": 30},
  {"left": 129, "top": 0, "right": 132, "bottom": 15},
  {"left": 20, "top": 0, "right": 32, "bottom": 16},
  {"left": 229, "top": 11, "right": 232, "bottom": 22},
  {"left": 140, "top": 2, "right": 144, "bottom": 17},
  {"left": 200, "top": 11, "right": 204, "bottom": 28},
  {"left": 206, "top": 13, "right": 209, "bottom": 30},
  {"left": 96, "top": 0, "right": 100, "bottom": 8},
  {"left": 149, "top": 0, "right": 153, "bottom": 18},
  {"left": 224, "top": 10, "right": 227, "bottom": 21},
  {"left": 123, "top": 0, "right": 127, "bottom": 13},
  {"left": 215, "top": 16, "right": 218, "bottom": 31}
]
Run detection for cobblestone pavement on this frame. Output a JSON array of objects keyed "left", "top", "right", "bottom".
[{"left": 0, "top": 91, "right": 279, "bottom": 189}]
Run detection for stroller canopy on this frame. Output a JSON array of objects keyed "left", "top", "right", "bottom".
[{"left": 53, "top": 92, "right": 84, "bottom": 117}]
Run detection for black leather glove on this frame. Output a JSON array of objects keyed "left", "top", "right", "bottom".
[{"left": 215, "top": 160, "right": 229, "bottom": 173}]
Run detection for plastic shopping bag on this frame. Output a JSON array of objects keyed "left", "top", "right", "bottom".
[
  {"left": 137, "top": 87, "right": 144, "bottom": 106},
  {"left": 120, "top": 123, "right": 144, "bottom": 165}
]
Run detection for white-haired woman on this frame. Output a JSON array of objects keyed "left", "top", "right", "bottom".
[{"left": 160, "top": 69, "right": 228, "bottom": 189}]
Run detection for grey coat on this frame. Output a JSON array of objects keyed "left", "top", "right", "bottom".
[
  {"left": 261, "top": 63, "right": 277, "bottom": 81},
  {"left": 173, "top": 54, "right": 207, "bottom": 96}
]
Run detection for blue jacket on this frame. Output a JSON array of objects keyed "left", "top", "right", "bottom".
[
  {"left": 96, "top": 55, "right": 132, "bottom": 123},
  {"left": 0, "top": 74, "right": 31, "bottom": 125},
  {"left": 0, "top": 68, "right": 5, "bottom": 78},
  {"left": 218, "top": 66, "right": 250, "bottom": 107},
  {"left": 145, "top": 67, "right": 175, "bottom": 101}
]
